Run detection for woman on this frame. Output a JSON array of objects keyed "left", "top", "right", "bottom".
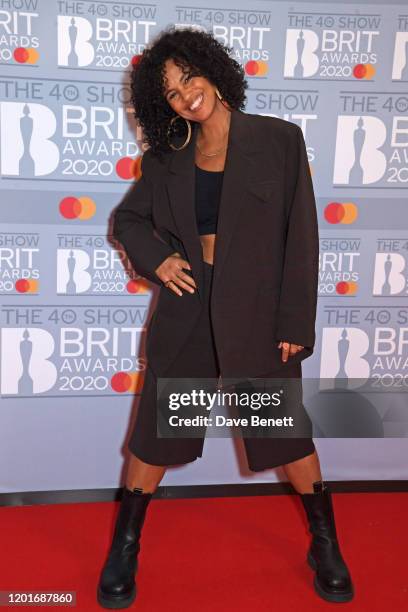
[{"left": 97, "top": 26, "right": 354, "bottom": 608}]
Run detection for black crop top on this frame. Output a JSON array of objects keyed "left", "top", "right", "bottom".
[{"left": 194, "top": 164, "right": 224, "bottom": 235}]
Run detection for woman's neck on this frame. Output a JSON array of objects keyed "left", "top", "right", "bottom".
[{"left": 196, "top": 102, "right": 231, "bottom": 149}]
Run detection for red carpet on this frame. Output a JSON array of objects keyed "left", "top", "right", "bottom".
[{"left": 1, "top": 492, "right": 407, "bottom": 611}]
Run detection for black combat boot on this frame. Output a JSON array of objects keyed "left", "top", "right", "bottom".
[
  {"left": 300, "top": 481, "right": 354, "bottom": 603},
  {"left": 97, "top": 486, "right": 153, "bottom": 609}
]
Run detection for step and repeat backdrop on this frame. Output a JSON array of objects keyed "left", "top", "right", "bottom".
[{"left": 1, "top": 0, "right": 407, "bottom": 496}]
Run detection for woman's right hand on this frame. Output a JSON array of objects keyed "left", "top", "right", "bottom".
[{"left": 154, "top": 252, "right": 197, "bottom": 296}]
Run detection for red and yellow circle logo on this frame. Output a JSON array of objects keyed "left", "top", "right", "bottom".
[
  {"left": 324, "top": 202, "right": 358, "bottom": 224},
  {"left": 353, "top": 64, "right": 376, "bottom": 79},
  {"left": 116, "top": 155, "right": 142, "bottom": 180},
  {"left": 131, "top": 54, "right": 143, "bottom": 67},
  {"left": 14, "top": 48, "right": 39, "bottom": 64},
  {"left": 336, "top": 281, "right": 358, "bottom": 295},
  {"left": 111, "top": 371, "right": 145, "bottom": 393},
  {"left": 245, "top": 60, "right": 268, "bottom": 77},
  {"left": 15, "top": 279, "right": 38, "bottom": 293},
  {"left": 126, "top": 279, "right": 149, "bottom": 294},
  {"left": 59, "top": 196, "right": 96, "bottom": 220}
]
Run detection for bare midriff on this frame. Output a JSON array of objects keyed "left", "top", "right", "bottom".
[{"left": 199, "top": 233, "right": 216, "bottom": 265}]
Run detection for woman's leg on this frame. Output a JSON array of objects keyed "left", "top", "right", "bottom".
[
  {"left": 282, "top": 449, "right": 322, "bottom": 493},
  {"left": 97, "top": 456, "right": 161, "bottom": 609},
  {"left": 98, "top": 263, "right": 218, "bottom": 608},
  {"left": 283, "top": 449, "right": 354, "bottom": 603},
  {"left": 125, "top": 452, "right": 167, "bottom": 494}
]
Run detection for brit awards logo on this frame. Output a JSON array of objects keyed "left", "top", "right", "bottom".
[
  {"left": 57, "top": 5, "right": 156, "bottom": 71},
  {"left": 333, "top": 105, "right": 408, "bottom": 187},
  {"left": 1, "top": 328, "right": 57, "bottom": 395},
  {"left": 0, "top": 305, "right": 148, "bottom": 397},
  {"left": 0, "top": 232, "right": 40, "bottom": 294},
  {"left": 56, "top": 234, "right": 149, "bottom": 296},
  {"left": 174, "top": 7, "right": 272, "bottom": 76},
  {"left": 0, "top": 7, "right": 39, "bottom": 65},
  {"left": 284, "top": 12, "right": 379, "bottom": 80},
  {"left": 373, "top": 238, "right": 408, "bottom": 296},
  {"left": 320, "top": 327, "right": 370, "bottom": 387},
  {"left": 320, "top": 310, "right": 408, "bottom": 389},
  {"left": 392, "top": 31, "right": 408, "bottom": 81},
  {"left": 0, "top": 102, "right": 59, "bottom": 177},
  {"left": 319, "top": 238, "right": 360, "bottom": 296},
  {"left": 0, "top": 81, "right": 140, "bottom": 182}
]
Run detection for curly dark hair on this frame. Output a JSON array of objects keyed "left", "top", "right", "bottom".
[{"left": 130, "top": 25, "right": 248, "bottom": 160}]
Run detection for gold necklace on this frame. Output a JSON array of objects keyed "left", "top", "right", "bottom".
[{"left": 196, "top": 127, "right": 229, "bottom": 157}]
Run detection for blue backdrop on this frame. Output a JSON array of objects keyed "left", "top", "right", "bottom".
[{"left": 1, "top": 0, "right": 407, "bottom": 495}]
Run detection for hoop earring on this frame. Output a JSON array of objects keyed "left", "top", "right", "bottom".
[
  {"left": 215, "top": 87, "right": 230, "bottom": 109},
  {"left": 166, "top": 115, "right": 192, "bottom": 151},
  {"left": 215, "top": 87, "right": 223, "bottom": 101}
]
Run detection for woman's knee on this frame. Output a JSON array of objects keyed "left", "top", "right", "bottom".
[{"left": 125, "top": 453, "right": 167, "bottom": 493}]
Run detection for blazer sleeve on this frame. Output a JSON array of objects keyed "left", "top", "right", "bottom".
[
  {"left": 275, "top": 124, "right": 319, "bottom": 349},
  {"left": 112, "top": 149, "right": 176, "bottom": 286}
]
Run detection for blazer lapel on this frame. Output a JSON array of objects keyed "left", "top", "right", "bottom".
[
  {"left": 166, "top": 122, "right": 204, "bottom": 302},
  {"left": 166, "top": 108, "right": 262, "bottom": 302}
]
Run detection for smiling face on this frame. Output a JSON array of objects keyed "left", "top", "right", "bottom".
[{"left": 162, "top": 58, "right": 218, "bottom": 122}]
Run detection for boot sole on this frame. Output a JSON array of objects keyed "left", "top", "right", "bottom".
[
  {"left": 307, "top": 552, "right": 354, "bottom": 603},
  {"left": 97, "top": 585, "right": 136, "bottom": 609}
]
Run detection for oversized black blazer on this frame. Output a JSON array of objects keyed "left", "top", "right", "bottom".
[{"left": 113, "top": 108, "right": 319, "bottom": 379}]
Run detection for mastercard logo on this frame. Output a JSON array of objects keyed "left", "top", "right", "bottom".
[
  {"left": 59, "top": 196, "right": 96, "bottom": 220},
  {"left": 111, "top": 371, "right": 145, "bottom": 393},
  {"left": 15, "top": 279, "right": 38, "bottom": 293},
  {"left": 245, "top": 60, "right": 268, "bottom": 77},
  {"left": 131, "top": 54, "right": 143, "bottom": 67},
  {"left": 116, "top": 155, "right": 142, "bottom": 180},
  {"left": 353, "top": 64, "right": 376, "bottom": 79},
  {"left": 336, "top": 281, "right": 358, "bottom": 296},
  {"left": 126, "top": 279, "right": 150, "bottom": 294},
  {"left": 324, "top": 202, "right": 358, "bottom": 224},
  {"left": 14, "top": 47, "right": 39, "bottom": 64}
]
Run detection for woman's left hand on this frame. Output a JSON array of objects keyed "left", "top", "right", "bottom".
[{"left": 277, "top": 341, "right": 304, "bottom": 362}]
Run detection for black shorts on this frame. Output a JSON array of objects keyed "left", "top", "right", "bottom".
[{"left": 128, "top": 261, "right": 315, "bottom": 471}]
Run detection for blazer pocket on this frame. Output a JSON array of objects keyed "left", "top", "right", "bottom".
[{"left": 247, "top": 179, "right": 280, "bottom": 203}]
